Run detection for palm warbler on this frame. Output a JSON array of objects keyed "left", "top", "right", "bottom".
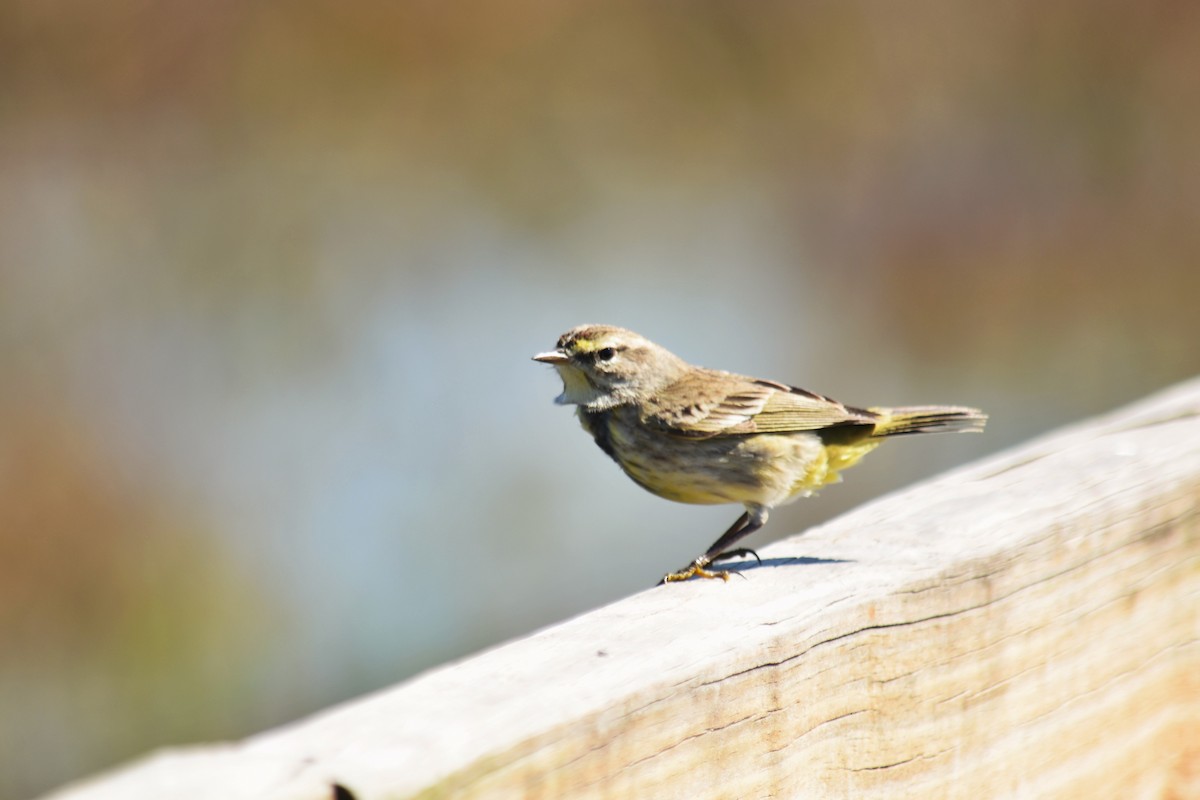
[{"left": 533, "top": 324, "right": 987, "bottom": 583}]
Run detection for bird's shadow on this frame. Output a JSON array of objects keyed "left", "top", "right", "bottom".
[
  {"left": 728, "top": 555, "right": 853, "bottom": 573},
  {"left": 655, "top": 555, "right": 855, "bottom": 586}
]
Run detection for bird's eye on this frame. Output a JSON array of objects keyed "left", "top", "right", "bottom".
[{"left": 597, "top": 347, "right": 616, "bottom": 362}]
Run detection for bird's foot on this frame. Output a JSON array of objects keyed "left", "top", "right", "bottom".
[{"left": 660, "top": 556, "right": 749, "bottom": 584}]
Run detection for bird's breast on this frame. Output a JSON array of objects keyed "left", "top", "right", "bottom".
[{"left": 578, "top": 406, "right": 827, "bottom": 507}]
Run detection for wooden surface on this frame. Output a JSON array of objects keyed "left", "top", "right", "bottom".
[{"left": 45, "top": 380, "right": 1200, "bottom": 800}]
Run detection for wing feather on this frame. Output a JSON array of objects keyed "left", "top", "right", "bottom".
[{"left": 644, "top": 370, "right": 877, "bottom": 437}]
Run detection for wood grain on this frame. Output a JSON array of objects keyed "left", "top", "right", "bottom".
[{"left": 44, "top": 380, "right": 1200, "bottom": 800}]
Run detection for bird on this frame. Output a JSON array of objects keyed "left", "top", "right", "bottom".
[{"left": 533, "top": 324, "right": 987, "bottom": 583}]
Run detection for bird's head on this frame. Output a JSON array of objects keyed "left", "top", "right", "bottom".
[{"left": 532, "top": 325, "right": 687, "bottom": 410}]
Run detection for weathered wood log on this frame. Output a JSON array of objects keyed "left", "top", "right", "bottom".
[{"left": 44, "top": 379, "right": 1200, "bottom": 800}]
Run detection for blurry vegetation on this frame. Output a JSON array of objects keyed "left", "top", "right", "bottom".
[
  {"left": 0, "top": 402, "right": 280, "bottom": 793},
  {"left": 2, "top": 1, "right": 1199, "bottom": 797}
]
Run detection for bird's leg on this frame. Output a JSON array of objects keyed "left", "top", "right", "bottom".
[
  {"left": 661, "top": 508, "right": 768, "bottom": 583},
  {"left": 704, "top": 508, "right": 767, "bottom": 567}
]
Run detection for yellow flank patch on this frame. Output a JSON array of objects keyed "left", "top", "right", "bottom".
[
  {"left": 787, "top": 440, "right": 881, "bottom": 498},
  {"left": 824, "top": 440, "right": 881, "bottom": 480}
]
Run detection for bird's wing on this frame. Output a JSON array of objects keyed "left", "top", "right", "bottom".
[{"left": 646, "top": 372, "right": 877, "bottom": 437}]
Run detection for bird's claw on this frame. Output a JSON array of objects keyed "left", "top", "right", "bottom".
[{"left": 659, "top": 558, "right": 738, "bottom": 584}]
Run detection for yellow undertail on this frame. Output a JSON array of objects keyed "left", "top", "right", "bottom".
[{"left": 791, "top": 404, "right": 986, "bottom": 497}]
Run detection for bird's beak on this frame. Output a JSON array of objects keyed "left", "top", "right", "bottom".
[{"left": 532, "top": 349, "right": 569, "bottom": 365}]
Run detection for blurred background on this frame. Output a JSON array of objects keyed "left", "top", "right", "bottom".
[{"left": 2, "top": 1, "right": 1199, "bottom": 796}]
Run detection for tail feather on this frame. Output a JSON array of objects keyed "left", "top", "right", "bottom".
[{"left": 867, "top": 405, "right": 988, "bottom": 437}]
